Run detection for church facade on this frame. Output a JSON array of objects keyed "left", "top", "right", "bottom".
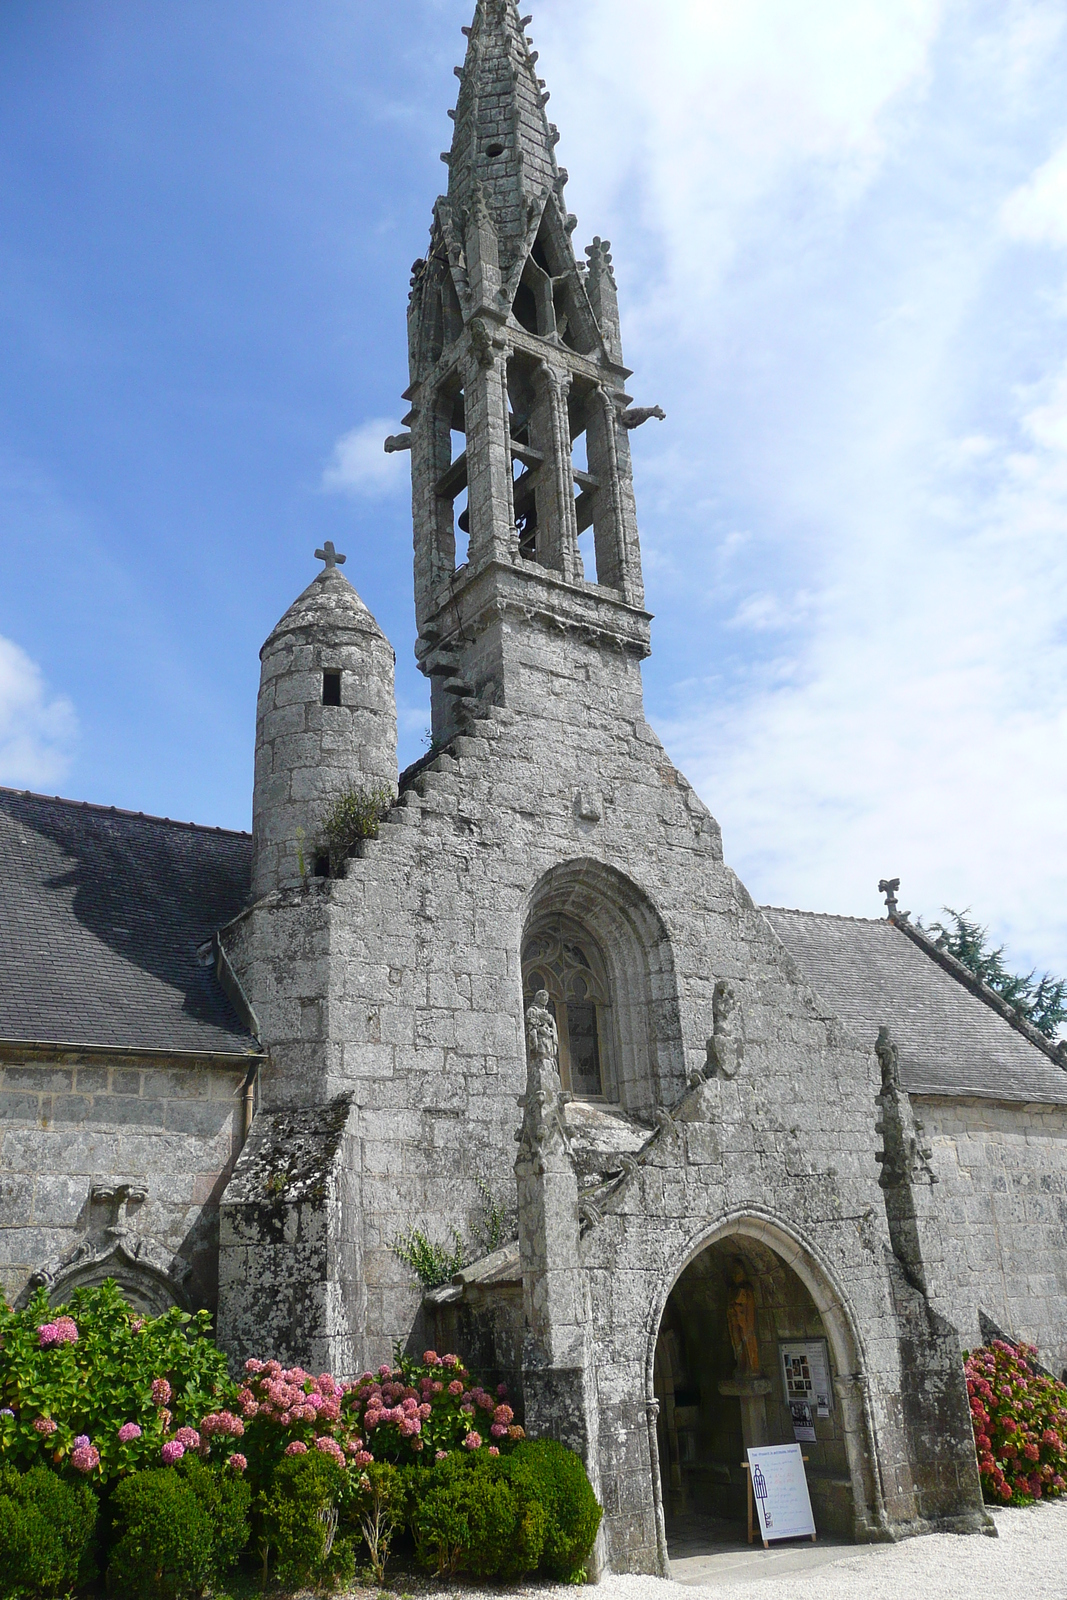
[{"left": 4, "top": 0, "right": 1067, "bottom": 1575}]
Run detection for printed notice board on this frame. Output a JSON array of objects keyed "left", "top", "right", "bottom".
[
  {"left": 779, "top": 1338, "right": 833, "bottom": 1417},
  {"left": 747, "top": 1443, "right": 816, "bottom": 1544}
]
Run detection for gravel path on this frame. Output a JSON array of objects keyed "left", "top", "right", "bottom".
[{"left": 351, "top": 1498, "right": 1067, "bottom": 1599}]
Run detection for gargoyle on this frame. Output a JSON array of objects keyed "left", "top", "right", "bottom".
[{"left": 618, "top": 404, "right": 666, "bottom": 429}]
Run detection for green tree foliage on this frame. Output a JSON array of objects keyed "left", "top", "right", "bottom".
[{"left": 921, "top": 908, "right": 1067, "bottom": 1040}]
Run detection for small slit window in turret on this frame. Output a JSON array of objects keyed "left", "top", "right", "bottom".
[{"left": 322, "top": 669, "right": 342, "bottom": 706}]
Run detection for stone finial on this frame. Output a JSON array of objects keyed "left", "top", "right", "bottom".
[
  {"left": 315, "top": 541, "right": 346, "bottom": 570},
  {"left": 585, "top": 236, "right": 614, "bottom": 278},
  {"left": 878, "top": 877, "right": 900, "bottom": 916}
]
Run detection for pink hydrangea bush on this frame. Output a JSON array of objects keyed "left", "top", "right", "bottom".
[
  {"left": 965, "top": 1340, "right": 1067, "bottom": 1505},
  {"left": 335, "top": 1348, "right": 524, "bottom": 1467},
  {"left": 0, "top": 1281, "right": 237, "bottom": 1483},
  {"left": 2, "top": 1281, "right": 524, "bottom": 1503}
]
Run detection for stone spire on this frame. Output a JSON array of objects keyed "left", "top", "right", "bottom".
[
  {"left": 444, "top": 0, "right": 563, "bottom": 290},
  {"left": 403, "top": 1, "right": 662, "bottom": 745}
]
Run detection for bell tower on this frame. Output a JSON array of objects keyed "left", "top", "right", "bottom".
[{"left": 397, "top": 0, "right": 661, "bottom": 743}]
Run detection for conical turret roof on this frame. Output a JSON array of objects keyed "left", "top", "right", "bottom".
[{"left": 261, "top": 565, "right": 388, "bottom": 656}]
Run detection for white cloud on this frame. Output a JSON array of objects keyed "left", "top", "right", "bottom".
[
  {"left": 1001, "top": 138, "right": 1067, "bottom": 248},
  {"left": 536, "top": 0, "right": 945, "bottom": 299},
  {"left": 322, "top": 417, "right": 410, "bottom": 498},
  {"left": 527, "top": 0, "right": 1067, "bottom": 979},
  {"left": 0, "top": 636, "right": 77, "bottom": 789}
]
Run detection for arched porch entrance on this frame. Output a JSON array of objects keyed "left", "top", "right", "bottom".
[{"left": 650, "top": 1218, "right": 881, "bottom": 1553}]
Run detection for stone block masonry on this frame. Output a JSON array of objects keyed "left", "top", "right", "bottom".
[{"left": 0, "top": 1045, "right": 250, "bottom": 1313}]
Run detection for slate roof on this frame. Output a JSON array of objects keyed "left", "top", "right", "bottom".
[
  {"left": 0, "top": 787, "right": 256, "bottom": 1056},
  {"left": 764, "top": 906, "right": 1067, "bottom": 1105}
]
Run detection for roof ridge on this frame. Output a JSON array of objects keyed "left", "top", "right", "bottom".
[
  {"left": 888, "top": 913, "right": 1067, "bottom": 1072},
  {"left": 761, "top": 904, "right": 882, "bottom": 926},
  {"left": 0, "top": 785, "right": 250, "bottom": 838}
]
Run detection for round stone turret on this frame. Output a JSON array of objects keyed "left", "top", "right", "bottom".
[{"left": 251, "top": 548, "right": 397, "bottom": 898}]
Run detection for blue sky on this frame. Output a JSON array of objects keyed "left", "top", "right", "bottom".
[{"left": 2, "top": 1, "right": 1066, "bottom": 983}]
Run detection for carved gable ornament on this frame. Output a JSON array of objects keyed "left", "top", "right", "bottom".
[{"left": 18, "top": 1182, "right": 191, "bottom": 1316}]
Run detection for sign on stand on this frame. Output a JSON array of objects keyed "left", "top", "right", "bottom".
[{"left": 745, "top": 1443, "right": 817, "bottom": 1546}]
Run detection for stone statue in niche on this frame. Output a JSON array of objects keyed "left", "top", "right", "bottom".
[
  {"left": 525, "top": 989, "right": 561, "bottom": 1086},
  {"left": 705, "top": 979, "right": 744, "bottom": 1079},
  {"left": 726, "top": 1257, "right": 761, "bottom": 1377},
  {"left": 517, "top": 990, "right": 569, "bottom": 1162}
]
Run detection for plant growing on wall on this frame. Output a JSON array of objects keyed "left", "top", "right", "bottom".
[
  {"left": 965, "top": 1340, "right": 1067, "bottom": 1504},
  {"left": 391, "top": 1227, "right": 468, "bottom": 1291},
  {"left": 320, "top": 783, "right": 394, "bottom": 875},
  {"left": 392, "top": 1175, "right": 515, "bottom": 1290}
]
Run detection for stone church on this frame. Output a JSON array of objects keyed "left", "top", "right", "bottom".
[{"left": 3, "top": 0, "right": 1067, "bottom": 1573}]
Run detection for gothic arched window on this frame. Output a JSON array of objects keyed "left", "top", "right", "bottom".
[{"left": 522, "top": 917, "right": 615, "bottom": 1099}]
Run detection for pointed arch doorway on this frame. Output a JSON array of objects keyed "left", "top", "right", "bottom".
[{"left": 652, "top": 1228, "right": 867, "bottom": 1548}]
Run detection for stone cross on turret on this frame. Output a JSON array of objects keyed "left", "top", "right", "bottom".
[{"left": 314, "top": 541, "right": 346, "bottom": 570}]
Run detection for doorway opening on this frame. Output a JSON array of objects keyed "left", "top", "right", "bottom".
[{"left": 653, "top": 1233, "right": 855, "bottom": 1554}]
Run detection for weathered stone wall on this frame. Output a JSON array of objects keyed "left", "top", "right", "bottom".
[
  {"left": 221, "top": 630, "right": 989, "bottom": 1563},
  {"left": 0, "top": 1047, "right": 248, "bottom": 1312},
  {"left": 918, "top": 1094, "right": 1067, "bottom": 1374}
]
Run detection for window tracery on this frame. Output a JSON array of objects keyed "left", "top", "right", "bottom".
[{"left": 522, "top": 917, "right": 615, "bottom": 1099}]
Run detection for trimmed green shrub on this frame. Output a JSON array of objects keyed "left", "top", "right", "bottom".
[
  {"left": 508, "top": 1437, "right": 603, "bottom": 1581},
  {"left": 0, "top": 1463, "right": 97, "bottom": 1597},
  {"left": 408, "top": 1451, "right": 546, "bottom": 1580},
  {"left": 255, "top": 1448, "right": 354, "bottom": 1589},
  {"left": 108, "top": 1468, "right": 214, "bottom": 1599},
  {"left": 175, "top": 1455, "right": 250, "bottom": 1574}
]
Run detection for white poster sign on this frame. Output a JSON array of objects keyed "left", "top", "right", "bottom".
[
  {"left": 747, "top": 1443, "right": 816, "bottom": 1544},
  {"left": 779, "top": 1339, "right": 833, "bottom": 1418}
]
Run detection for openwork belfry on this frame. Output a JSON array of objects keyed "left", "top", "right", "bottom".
[{"left": 6, "top": 0, "right": 1067, "bottom": 1577}]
